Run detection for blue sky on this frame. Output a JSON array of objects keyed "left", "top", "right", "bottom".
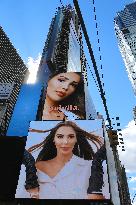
[
  {"left": 0, "top": 0, "right": 135, "bottom": 127},
  {"left": 0, "top": 0, "right": 136, "bottom": 202}
]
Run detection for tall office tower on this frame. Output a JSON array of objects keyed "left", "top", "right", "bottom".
[
  {"left": 114, "top": 5, "right": 134, "bottom": 204},
  {"left": 7, "top": 5, "right": 98, "bottom": 136},
  {"left": 37, "top": 5, "right": 97, "bottom": 119},
  {"left": 0, "top": 26, "right": 28, "bottom": 135},
  {"left": 114, "top": 2, "right": 136, "bottom": 95}
]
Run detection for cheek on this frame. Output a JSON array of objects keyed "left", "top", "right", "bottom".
[
  {"left": 54, "top": 138, "right": 61, "bottom": 147},
  {"left": 46, "top": 86, "right": 50, "bottom": 95},
  {"left": 46, "top": 84, "right": 52, "bottom": 95},
  {"left": 67, "top": 87, "right": 76, "bottom": 96},
  {"left": 71, "top": 138, "right": 77, "bottom": 146},
  {"left": 47, "top": 80, "right": 57, "bottom": 92}
]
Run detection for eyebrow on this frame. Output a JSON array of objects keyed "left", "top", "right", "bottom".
[
  {"left": 56, "top": 133, "right": 76, "bottom": 136},
  {"left": 59, "top": 75, "right": 79, "bottom": 83}
]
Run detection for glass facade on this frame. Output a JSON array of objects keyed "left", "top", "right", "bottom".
[
  {"left": 114, "top": 2, "right": 136, "bottom": 96},
  {"left": 7, "top": 83, "right": 43, "bottom": 136},
  {"left": 0, "top": 27, "right": 28, "bottom": 135},
  {"left": 67, "top": 19, "right": 81, "bottom": 72},
  {"left": 114, "top": 4, "right": 134, "bottom": 204}
]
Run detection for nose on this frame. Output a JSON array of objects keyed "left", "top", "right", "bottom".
[
  {"left": 62, "top": 82, "right": 69, "bottom": 91},
  {"left": 63, "top": 138, "right": 68, "bottom": 144}
]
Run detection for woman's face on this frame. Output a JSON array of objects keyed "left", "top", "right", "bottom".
[
  {"left": 54, "top": 126, "right": 77, "bottom": 155},
  {"left": 46, "top": 72, "right": 81, "bottom": 103}
]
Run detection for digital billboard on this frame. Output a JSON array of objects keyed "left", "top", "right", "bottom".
[
  {"left": 40, "top": 72, "right": 86, "bottom": 121},
  {"left": 16, "top": 120, "right": 111, "bottom": 202}
]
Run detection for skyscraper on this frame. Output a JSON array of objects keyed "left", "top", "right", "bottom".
[
  {"left": 114, "top": 4, "right": 135, "bottom": 204},
  {"left": 37, "top": 5, "right": 97, "bottom": 119},
  {"left": 114, "top": 2, "right": 136, "bottom": 95},
  {"left": 7, "top": 5, "right": 97, "bottom": 136},
  {"left": 0, "top": 26, "right": 28, "bottom": 135}
]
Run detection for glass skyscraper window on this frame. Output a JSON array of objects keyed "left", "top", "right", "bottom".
[{"left": 114, "top": 2, "right": 136, "bottom": 95}]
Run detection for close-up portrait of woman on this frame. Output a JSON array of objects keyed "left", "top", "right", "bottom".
[
  {"left": 16, "top": 120, "right": 110, "bottom": 200},
  {"left": 37, "top": 71, "right": 86, "bottom": 120}
]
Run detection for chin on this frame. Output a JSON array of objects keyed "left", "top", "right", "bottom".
[
  {"left": 47, "top": 95, "right": 61, "bottom": 103},
  {"left": 61, "top": 149, "right": 73, "bottom": 155}
]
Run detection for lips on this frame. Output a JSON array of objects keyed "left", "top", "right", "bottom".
[
  {"left": 56, "top": 91, "right": 66, "bottom": 97},
  {"left": 61, "top": 147, "right": 70, "bottom": 151}
]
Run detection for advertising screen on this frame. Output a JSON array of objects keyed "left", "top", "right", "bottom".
[
  {"left": 41, "top": 72, "right": 86, "bottom": 121},
  {"left": 16, "top": 120, "right": 111, "bottom": 201}
]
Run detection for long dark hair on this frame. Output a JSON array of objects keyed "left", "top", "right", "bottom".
[
  {"left": 28, "top": 121, "right": 103, "bottom": 161},
  {"left": 40, "top": 71, "right": 86, "bottom": 119}
]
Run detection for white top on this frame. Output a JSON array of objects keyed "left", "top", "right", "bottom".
[
  {"left": 37, "top": 155, "right": 92, "bottom": 199},
  {"left": 61, "top": 109, "right": 80, "bottom": 120}
]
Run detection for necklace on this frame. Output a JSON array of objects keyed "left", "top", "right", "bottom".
[{"left": 42, "top": 109, "right": 64, "bottom": 120}]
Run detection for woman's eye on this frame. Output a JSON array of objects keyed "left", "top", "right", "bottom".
[
  {"left": 58, "top": 78, "right": 65, "bottom": 82},
  {"left": 57, "top": 135, "right": 63, "bottom": 138},
  {"left": 71, "top": 83, "right": 78, "bottom": 88},
  {"left": 68, "top": 135, "right": 75, "bottom": 138}
]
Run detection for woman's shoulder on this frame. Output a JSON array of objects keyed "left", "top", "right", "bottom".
[
  {"left": 36, "top": 159, "right": 53, "bottom": 170},
  {"left": 73, "top": 155, "right": 92, "bottom": 166}
]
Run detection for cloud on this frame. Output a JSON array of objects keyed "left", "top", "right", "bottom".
[
  {"left": 129, "top": 177, "right": 136, "bottom": 183},
  {"left": 117, "top": 121, "right": 136, "bottom": 205},
  {"left": 131, "top": 187, "right": 136, "bottom": 191},
  {"left": 133, "top": 201, "right": 136, "bottom": 205},
  {"left": 26, "top": 53, "right": 41, "bottom": 84},
  {"left": 118, "top": 120, "right": 136, "bottom": 173}
]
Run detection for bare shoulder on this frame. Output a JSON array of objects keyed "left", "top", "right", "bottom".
[
  {"left": 35, "top": 159, "right": 54, "bottom": 171},
  {"left": 35, "top": 161, "right": 44, "bottom": 169}
]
